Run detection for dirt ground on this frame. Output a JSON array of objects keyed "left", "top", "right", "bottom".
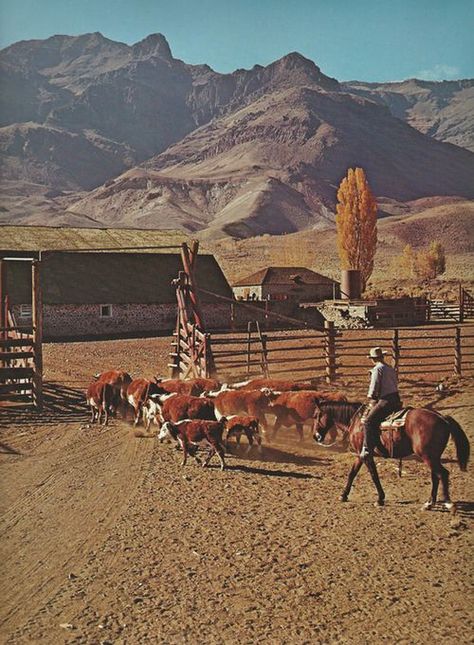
[{"left": 1, "top": 337, "right": 473, "bottom": 644}]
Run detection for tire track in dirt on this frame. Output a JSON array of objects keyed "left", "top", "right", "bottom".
[{"left": 0, "top": 419, "right": 154, "bottom": 640}]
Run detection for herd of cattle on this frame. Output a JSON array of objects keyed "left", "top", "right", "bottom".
[{"left": 86, "top": 371, "right": 347, "bottom": 469}]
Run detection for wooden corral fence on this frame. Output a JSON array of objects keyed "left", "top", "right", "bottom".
[
  {"left": 0, "top": 259, "right": 43, "bottom": 409},
  {"left": 428, "top": 286, "right": 474, "bottom": 323},
  {"left": 210, "top": 323, "right": 474, "bottom": 384},
  {"left": 169, "top": 241, "right": 215, "bottom": 379}
]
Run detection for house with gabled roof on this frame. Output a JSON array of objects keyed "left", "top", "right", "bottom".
[
  {"left": 0, "top": 226, "right": 233, "bottom": 339},
  {"left": 232, "top": 266, "right": 339, "bottom": 303}
]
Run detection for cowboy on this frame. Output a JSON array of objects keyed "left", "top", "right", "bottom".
[{"left": 360, "top": 347, "right": 402, "bottom": 459}]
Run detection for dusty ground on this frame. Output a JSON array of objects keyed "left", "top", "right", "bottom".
[{"left": 1, "top": 337, "right": 473, "bottom": 644}]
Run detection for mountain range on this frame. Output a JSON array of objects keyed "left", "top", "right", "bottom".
[{"left": 1, "top": 32, "right": 473, "bottom": 238}]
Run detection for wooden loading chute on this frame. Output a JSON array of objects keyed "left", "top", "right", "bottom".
[
  {"left": 169, "top": 241, "right": 216, "bottom": 379},
  {"left": 0, "top": 258, "right": 43, "bottom": 409}
]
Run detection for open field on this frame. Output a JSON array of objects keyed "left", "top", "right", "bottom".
[{"left": 1, "top": 335, "right": 473, "bottom": 644}]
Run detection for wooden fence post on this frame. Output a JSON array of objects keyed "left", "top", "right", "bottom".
[
  {"left": 459, "top": 284, "right": 464, "bottom": 323},
  {"left": 0, "top": 260, "right": 5, "bottom": 346},
  {"left": 392, "top": 329, "right": 400, "bottom": 375},
  {"left": 261, "top": 334, "right": 269, "bottom": 377},
  {"left": 324, "top": 320, "right": 336, "bottom": 384},
  {"left": 246, "top": 322, "right": 252, "bottom": 377},
  {"left": 454, "top": 326, "right": 461, "bottom": 376},
  {"left": 32, "top": 260, "right": 43, "bottom": 411}
]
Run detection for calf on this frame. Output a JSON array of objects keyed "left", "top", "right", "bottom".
[
  {"left": 86, "top": 381, "right": 116, "bottom": 426},
  {"left": 206, "top": 389, "right": 274, "bottom": 431},
  {"left": 126, "top": 379, "right": 166, "bottom": 426},
  {"left": 224, "top": 415, "right": 263, "bottom": 454},
  {"left": 158, "top": 419, "right": 226, "bottom": 470},
  {"left": 269, "top": 390, "right": 347, "bottom": 440}
]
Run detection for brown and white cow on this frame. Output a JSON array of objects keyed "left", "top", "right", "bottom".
[
  {"left": 86, "top": 381, "right": 117, "bottom": 426},
  {"left": 158, "top": 419, "right": 226, "bottom": 470},
  {"left": 94, "top": 369, "right": 133, "bottom": 416},
  {"left": 126, "top": 379, "right": 167, "bottom": 426},
  {"left": 207, "top": 389, "right": 274, "bottom": 431},
  {"left": 156, "top": 394, "right": 216, "bottom": 425},
  {"left": 269, "top": 390, "right": 347, "bottom": 440},
  {"left": 224, "top": 415, "right": 263, "bottom": 454}
]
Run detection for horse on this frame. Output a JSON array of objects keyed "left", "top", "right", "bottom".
[{"left": 312, "top": 401, "right": 470, "bottom": 510}]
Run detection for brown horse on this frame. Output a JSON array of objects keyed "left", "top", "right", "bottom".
[{"left": 312, "top": 401, "right": 470, "bottom": 510}]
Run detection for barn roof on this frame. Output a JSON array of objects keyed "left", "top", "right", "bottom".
[
  {"left": 4, "top": 251, "right": 232, "bottom": 305},
  {"left": 233, "top": 267, "right": 338, "bottom": 287},
  {"left": 0, "top": 225, "right": 187, "bottom": 252}
]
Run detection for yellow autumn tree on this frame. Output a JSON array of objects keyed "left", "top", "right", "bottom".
[
  {"left": 428, "top": 240, "right": 446, "bottom": 276},
  {"left": 396, "top": 240, "right": 446, "bottom": 280},
  {"left": 399, "top": 244, "right": 415, "bottom": 278},
  {"left": 336, "top": 167, "right": 377, "bottom": 290}
]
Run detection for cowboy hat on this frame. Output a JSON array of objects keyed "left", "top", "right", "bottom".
[{"left": 368, "top": 346, "right": 389, "bottom": 359}]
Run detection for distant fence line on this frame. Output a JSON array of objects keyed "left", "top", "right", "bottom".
[{"left": 210, "top": 323, "right": 474, "bottom": 384}]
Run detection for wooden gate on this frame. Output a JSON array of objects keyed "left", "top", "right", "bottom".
[
  {"left": 168, "top": 242, "right": 215, "bottom": 379},
  {"left": 0, "top": 259, "right": 43, "bottom": 409}
]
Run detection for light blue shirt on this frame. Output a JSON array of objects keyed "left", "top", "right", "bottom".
[{"left": 368, "top": 361, "right": 399, "bottom": 399}]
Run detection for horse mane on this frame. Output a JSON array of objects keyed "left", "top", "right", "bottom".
[{"left": 318, "top": 400, "right": 363, "bottom": 425}]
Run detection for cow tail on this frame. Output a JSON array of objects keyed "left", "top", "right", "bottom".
[
  {"left": 102, "top": 383, "right": 106, "bottom": 411},
  {"left": 446, "top": 415, "right": 470, "bottom": 472}
]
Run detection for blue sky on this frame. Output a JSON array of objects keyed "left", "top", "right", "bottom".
[{"left": 1, "top": 0, "right": 473, "bottom": 81}]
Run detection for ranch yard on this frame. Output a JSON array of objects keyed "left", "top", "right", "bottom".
[{"left": 1, "top": 335, "right": 473, "bottom": 644}]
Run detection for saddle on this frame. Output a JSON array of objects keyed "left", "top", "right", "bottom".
[{"left": 380, "top": 407, "right": 412, "bottom": 431}]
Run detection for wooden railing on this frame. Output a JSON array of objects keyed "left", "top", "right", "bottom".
[
  {"left": 209, "top": 323, "right": 474, "bottom": 383},
  {"left": 0, "top": 260, "right": 43, "bottom": 409},
  {"left": 428, "top": 286, "right": 474, "bottom": 323}
]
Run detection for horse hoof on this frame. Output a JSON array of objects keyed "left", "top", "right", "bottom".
[
  {"left": 422, "top": 502, "right": 433, "bottom": 511},
  {"left": 444, "top": 501, "right": 455, "bottom": 513},
  {"left": 339, "top": 495, "right": 348, "bottom": 502},
  {"left": 375, "top": 499, "right": 385, "bottom": 507}
]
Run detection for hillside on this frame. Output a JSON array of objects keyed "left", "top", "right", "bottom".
[
  {"left": 68, "top": 85, "right": 474, "bottom": 238},
  {"left": 0, "top": 34, "right": 337, "bottom": 195},
  {"left": 1, "top": 32, "right": 473, "bottom": 240},
  {"left": 207, "top": 199, "right": 474, "bottom": 286},
  {"left": 344, "top": 79, "right": 474, "bottom": 152}
]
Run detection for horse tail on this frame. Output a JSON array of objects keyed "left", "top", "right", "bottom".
[{"left": 446, "top": 415, "right": 470, "bottom": 472}]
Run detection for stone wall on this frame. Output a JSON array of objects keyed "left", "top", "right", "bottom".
[
  {"left": 12, "top": 303, "right": 232, "bottom": 340},
  {"left": 12, "top": 299, "right": 320, "bottom": 339}
]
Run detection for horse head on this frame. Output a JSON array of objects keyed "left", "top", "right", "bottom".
[{"left": 312, "top": 404, "right": 331, "bottom": 443}]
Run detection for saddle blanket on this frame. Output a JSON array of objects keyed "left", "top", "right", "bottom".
[{"left": 380, "top": 407, "right": 412, "bottom": 430}]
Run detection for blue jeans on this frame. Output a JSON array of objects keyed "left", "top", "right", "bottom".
[{"left": 363, "top": 394, "right": 402, "bottom": 452}]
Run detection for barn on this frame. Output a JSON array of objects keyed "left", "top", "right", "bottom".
[
  {"left": 232, "top": 267, "right": 340, "bottom": 303},
  {"left": 0, "top": 226, "right": 232, "bottom": 340}
]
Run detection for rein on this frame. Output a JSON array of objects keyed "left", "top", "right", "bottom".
[{"left": 315, "top": 402, "right": 364, "bottom": 448}]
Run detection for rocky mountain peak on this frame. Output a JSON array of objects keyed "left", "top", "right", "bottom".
[
  {"left": 132, "top": 33, "right": 173, "bottom": 60},
  {"left": 267, "top": 52, "right": 339, "bottom": 90}
]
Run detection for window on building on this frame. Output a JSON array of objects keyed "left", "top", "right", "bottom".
[
  {"left": 100, "top": 304, "right": 113, "bottom": 318},
  {"left": 19, "top": 304, "right": 32, "bottom": 318}
]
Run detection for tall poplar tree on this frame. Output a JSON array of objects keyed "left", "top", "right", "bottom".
[{"left": 336, "top": 167, "right": 377, "bottom": 291}]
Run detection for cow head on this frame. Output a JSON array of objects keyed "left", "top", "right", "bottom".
[{"left": 158, "top": 421, "right": 178, "bottom": 443}]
